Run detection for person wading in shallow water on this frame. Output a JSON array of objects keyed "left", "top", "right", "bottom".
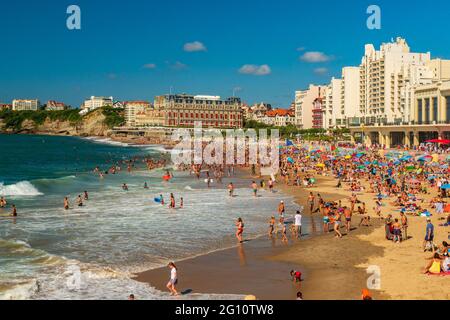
[
  {"left": 166, "top": 262, "right": 179, "bottom": 296},
  {"left": 236, "top": 217, "right": 244, "bottom": 243}
]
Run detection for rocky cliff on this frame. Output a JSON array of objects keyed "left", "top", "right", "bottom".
[{"left": 0, "top": 108, "right": 117, "bottom": 137}]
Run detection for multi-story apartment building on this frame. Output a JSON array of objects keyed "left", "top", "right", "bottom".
[
  {"left": 295, "top": 85, "right": 325, "bottom": 129},
  {"left": 12, "top": 99, "right": 40, "bottom": 111},
  {"left": 323, "top": 78, "right": 343, "bottom": 128},
  {"left": 124, "top": 101, "right": 151, "bottom": 126},
  {"left": 155, "top": 94, "right": 243, "bottom": 129},
  {"left": 359, "top": 37, "right": 432, "bottom": 125},
  {"left": 45, "top": 100, "right": 67, "bottom": 111},
  {"left": 80, "top": 96, "right": 113, "bottom": 115},
  {"left": 340, "top": 66, "right": 361, "bottom": 126}
]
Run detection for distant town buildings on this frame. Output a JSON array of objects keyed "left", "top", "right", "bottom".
[
  {"left": 12, "top": 99, "right": 40, "bottom": 111},
  {"left": 0, "top": 103, "right": 12, "bottom": 110},
  {"left": 259, "top": 109, "right": 295, "bottom": 126},
  {"left": 242, "top": 102, "right": 272, "bottom": 122},
  {"left": 80, "top": 96, "right": 113, "bottom": 115},
  {"left": 45, "top": 100, "right": 67, "bottom": 111}
]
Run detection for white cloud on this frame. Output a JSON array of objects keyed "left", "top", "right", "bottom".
[
  {"left": 171, "top": 61, "right": 188, "bottom": 70},
  {"left": 314, "top": 67, "right": 328, "bottom": 75},
  {"left": 183, "top": 41, "right": 207, "bottom": 52},
  {"left": 143, "top": 63, "right": 156, "bottom": 69},
  {"left": 300, "top": 51, "right": 333, "bottom": 63},
  {"left": 238, "top": 64, "right": 271, "bottom": 76}
]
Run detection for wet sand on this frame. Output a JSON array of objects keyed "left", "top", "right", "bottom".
[{"left": 135, "top": 170, "right": 389, "bottom": 300}]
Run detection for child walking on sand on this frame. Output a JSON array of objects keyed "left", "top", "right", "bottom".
[{"left": 166, "top": 262, "right": 179, "bottom": 296}]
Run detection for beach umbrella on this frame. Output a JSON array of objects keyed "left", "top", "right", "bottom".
[
  {"left": 316, "top": 163, "right": 325, "bottom": 167},
  {"left": 345, "top": 155, "right": 351, "bottom": 159},
  {"left": 286, "top": 139, "right": 295, "bottom": 147},
  {"left": 287, "top": 157, "right": 294, "bottom": 164},
  {"left": 440, "top": 184, "right": 450, "bottom": 189}
]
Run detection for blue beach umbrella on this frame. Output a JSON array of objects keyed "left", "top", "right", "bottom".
[{"left": 440, "top": 184, "right": 450, "bottom": 189}]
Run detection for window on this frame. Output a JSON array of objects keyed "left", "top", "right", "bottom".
[
  {"left": 424, "top": 98, "right": 430, "bottom": 123},
  {"left": 432, "top": 98, "right": 438, "bottom": 122},
  {"left": 417, "top": 99, "right": 422, "bottom": 124},
  {"left": 446, "top": 97, "right": 450, "bottom": 123}
]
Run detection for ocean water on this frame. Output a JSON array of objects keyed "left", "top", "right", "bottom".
[{"left": 0, "top": 134, "right": 297, "bottom": 300}]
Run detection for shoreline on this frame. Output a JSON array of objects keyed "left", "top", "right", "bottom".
[{"left": 134, "top": 170, "right": 389, "bottom": 300}]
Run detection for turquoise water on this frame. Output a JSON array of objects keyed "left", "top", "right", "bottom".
[{"left": 0, "top": 134, "right": 296, "bottom": 300}]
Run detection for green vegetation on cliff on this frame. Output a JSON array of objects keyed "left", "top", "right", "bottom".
[
  {"left": 0, "top": 109, "right": 82, "bottom": 130},
  {"left": 101, "top": 107, "right": 125, "bottom": 128},
  {"left": 0, "top": 107, "right": 124, "bottom": 131}
]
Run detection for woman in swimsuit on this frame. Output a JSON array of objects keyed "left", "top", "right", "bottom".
[{"left": 236, "top": 218, "right": 244, "bottom": 243}]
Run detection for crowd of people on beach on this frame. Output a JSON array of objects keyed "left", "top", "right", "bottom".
[{"left": 4, "top": 136, "right": 450, "bottom": 300}]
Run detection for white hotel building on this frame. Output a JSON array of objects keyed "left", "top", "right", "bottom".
[
  {"left": 80, "top": 96, "right": 113, "bottom": 115},
  {"left": 12, "top": 99, "right": 40, "bottom": 111},
  {"left": 296, "top": 37, "right": 450, "bottom": 134}
]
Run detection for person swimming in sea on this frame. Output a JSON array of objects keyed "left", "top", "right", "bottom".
[
  {"left": 64, "top": 197, "right": 70, "bottom": 210},
  {"left": 10, "top": 204, "right": 17, "bottom": 217},
  {"left": 84, "top": 191, "right": 89, "bottom": 201},
  {"left": 77, "top": 195, "right": 83, "bottom": 207},
  {"left": 159, "top": 194, "right": 164, "bottom": 205},
  {"left": 144, "top": 182, "right": 149, "bottom": 189},
  {"left": 180, "top": 197, "right": 183, "bottom": 209},
  {"left": 122, "top": 183, "right": 129, "bottom": 191}
]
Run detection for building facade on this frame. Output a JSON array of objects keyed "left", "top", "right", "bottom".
[
  {"left": 259, "top": 109, "right": 295, "bottom": 126},
  {"left": 124, "top": 101, "right": 151, "bottom": 126},
  {"left": 155, "top": 94, "right": 243, "bottom": 128},
  {"left": 295, "top": 85, "right": 325, "bottom": 129},
  {"left": 80, "top": 96, "right": 113, "bottom": 115},
  {"left": 359, "top": 37, "right": 432, "bottom": 125},
  {"left": 45, "top": 100, "right": 67, "bottom": 111},
  {"left": 12, "top": 99, "right": 40, "bottom": 111}
]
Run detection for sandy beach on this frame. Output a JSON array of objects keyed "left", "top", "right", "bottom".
[{"left": 135, "top": 167, "right": 450, "bottom": 300}]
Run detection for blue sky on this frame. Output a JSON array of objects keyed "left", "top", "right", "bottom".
[{"left": 0, "top": 0, "right": 449, "bottom": 108}]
